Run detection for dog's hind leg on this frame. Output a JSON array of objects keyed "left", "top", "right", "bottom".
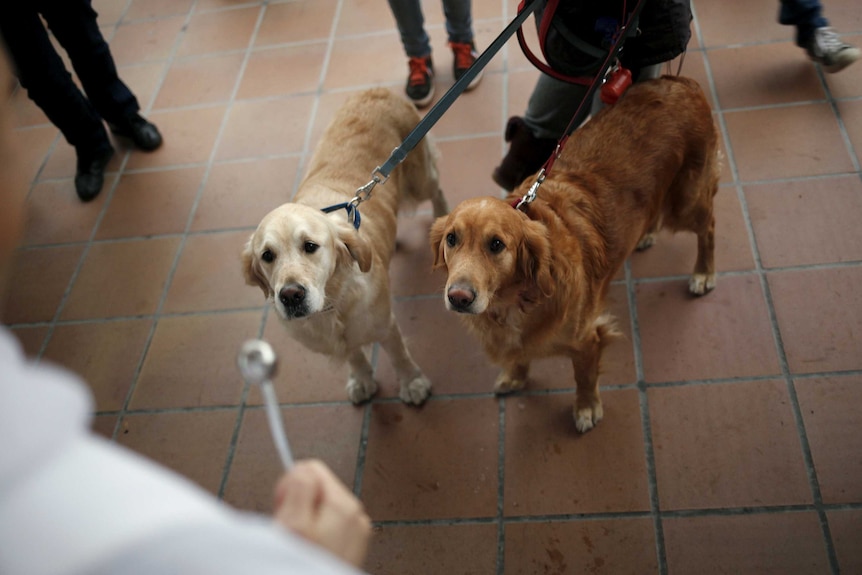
[
  {"left": 346, "top": 349, "right": 379, "bottom": 404},
  {"left": 636, "top": 216, "right": 662, "bottom": 251},
  {"left": 689, "top": 212, "right": 716, "bottom": 296},
  {"left": 688, "top": 146, "right": 720, "bottom": 296},
  {"left": 381, "top": 316, "right": 431, "bottom": 406}
]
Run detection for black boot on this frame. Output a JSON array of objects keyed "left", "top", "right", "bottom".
[
  {"left": 492, "top": 117, "right": 558, "bottom": 192},
  {"left": 74, "top": 145, "right": 115, "bottom": 202},
  {"left": 110, "top": 113, "right": 162, "bottom": 151}
]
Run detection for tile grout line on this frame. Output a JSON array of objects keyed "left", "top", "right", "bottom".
[
  {"left": 495, "top": 397, "right": 507, "bottom": 575},
  {"left": 217, "top": 305, "right": 269, "bottom": 499},
  {"left": 353, "top": 336, "right": 379, "bottom": 497},
  {"left": 83, "top": 366, "right": 862, "bottom": 419},
  {"left": 351, "top": 402, "right": 374, "bottom": 498},
  {"left": 699, "top": 24, "right": 842, "bottom": 573},
  {"left": 743, "top": 97, "right": 844, "bottom": 575},
  {"left": 313, "top": 0, "right": 381, "bottom": 501},
  {"left": 105, "top": 0, "right": 205, "bottom": 440},
  {"left": 23, "top": 131, "right": 63, "bottom": 203},
  {"left": 288, "top": 0, "right": 345, "bottom": 200},
  {"left": 33, "top": 155, "right": 132, "bottom": 363},
  {"left": 811, "top": 58, "right": 862, "bottom": 180},
  {"left": 751, "top": 139, "right": 844, "bottom": 575},
  {"left": 369, "top": 500, "right": 862, "bottom": 528},
  {"left": 624, "top": 259, "right": 666, "bottom": 575},
  {"left": 22, "top": 0, "right": 139, "bottom": 361},
  {"left": 496, "top": 1, "right": 509, "bottom": 565},
  {"left": 184, "top": 2, "right": 275, "bottom": 499}
]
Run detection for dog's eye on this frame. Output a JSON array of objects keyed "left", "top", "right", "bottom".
[
  {"left": 489, "top": 238, "right": 505, "bottom": 254},
  {"left": 446, "top": 232, "right": 457, "bottom": 247},
  {"left": 304, "top": 241, "right": 319, "bottom": 254},
  {"left": 261, "top": 249, "right": 275, "bottom": 263}
]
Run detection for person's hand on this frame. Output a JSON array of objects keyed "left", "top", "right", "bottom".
[{"left": 273, "top": 459, "right": 372, "bottom": 567}]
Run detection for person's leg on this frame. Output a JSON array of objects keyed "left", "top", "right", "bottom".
[
  {"left": 40, "top": 0, "right": 162, "bottom": 148},
  {"left": 441, "top": 0, "right": 473, "bottom": 44},
  {"left": 0, "top": 4, "right": 111, "bottom": 156},
  {"left": 778, "top": 0, "right": 828, "bottom": 46},
  {"left": 0, "top": 6, "right": 114, "bottom": 202},
  {"left": 387, "top": 0, "right": 432, "bottom": 58},
  {"left": 493, "top": 62, "right": 664, "bottom": 192},
  {"left": 38, "top": 0, "right": 137, "bottom": 123},
  {"left": 778, "top": 0, "right": 859, "bottom": 72},
  {"left": 492, "top": 74, "right": 590, "bottom": 191},
  {"left": 524, "top": 74, "right": 591, "bottom": 140},
  {"left": 387, "top": 0, "right": 435, "bottom": 107},
  {"left": 441, "top": 0, "right": 482, "bottom": 88}
]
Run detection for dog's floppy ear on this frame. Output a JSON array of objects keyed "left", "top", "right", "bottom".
[
  {"left": 519, "top": 220, "right": 554, "bottom": 298},
  {"left": 337, "top": 225, "right": 372, "bottom": 273},
  {"left": 241, "top": 236, "right": 274, "bottom": 298},
  {"left": 429, "top": 215, "right": 449, "bottom": 270}
]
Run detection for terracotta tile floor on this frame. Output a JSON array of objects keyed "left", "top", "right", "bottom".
[{"left": 4, "top": 0, "right": 862, "bottom": 573}]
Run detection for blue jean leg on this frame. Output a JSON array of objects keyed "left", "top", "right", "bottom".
[
  {"left": 388, "top": 0, "right": 432, "bottom": 57},
  {"left": 442, "top": 0, "right": 473, "bottom": 44},
  {"left": 388, "top": 0, "right": 474, "bottom": 56},
  {"left": 778, "top": 0, "right": 829, "bottom": 46}
]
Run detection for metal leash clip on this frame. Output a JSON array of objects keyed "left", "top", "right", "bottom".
[
  {"left": 237, "top": 339, "right": 294, "bottom": 470},
  {"left": 348, "top": 165, "right": 389, "bottom": 209},
  {"left": 514, "top": 168, "right": 546, "bottom": 211}
]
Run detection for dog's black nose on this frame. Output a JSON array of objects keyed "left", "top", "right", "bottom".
[
  {"left": 447, "top": 286, "right": 475, "bottom": 310},
  {"left": 279, "top": 284, "right": 306, "bottom": 307}
]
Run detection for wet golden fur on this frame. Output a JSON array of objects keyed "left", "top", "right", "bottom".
[
  {"left": 430, "top": 76, "right": 720, "bottom": 432},
  {"left": 243, "top": 88, "right": 448, "bottom": 405}
]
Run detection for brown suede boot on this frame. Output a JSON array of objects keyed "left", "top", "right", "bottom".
[{"left": 491, "top": 117, "right": 558, "bottom": 191}]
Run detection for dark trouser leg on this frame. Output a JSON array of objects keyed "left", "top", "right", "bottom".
[
  {"left": 778, "top": 0, "right": 829, "bottom": 46},
  {"left": 39, "top": 0, "right": 139, "bottom": 125},
  {"left": 0, "top": 3, "right": 111, "bottom": 155}
]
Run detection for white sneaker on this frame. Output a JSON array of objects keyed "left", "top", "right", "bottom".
[{"left": 805, "top": 27, "right": 861, "bottom": 73}]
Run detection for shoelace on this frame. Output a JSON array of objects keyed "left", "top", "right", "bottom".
[
  {"left": 408, "top": 57, "right": 430, "bottom": 86},
  {"left": 816, "top": 27, "right": 846, "bottom": 52},
  {"left": 450, "top": 42, "right": 475, "bottom": 70}
]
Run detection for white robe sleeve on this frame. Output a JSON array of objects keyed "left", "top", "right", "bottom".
[{"left": 0, "top": 328, "right": 364, "bottom": 575}]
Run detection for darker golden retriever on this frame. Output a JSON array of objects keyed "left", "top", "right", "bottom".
[
  {"left": 430, "top": 76, "right": 720, "bottom": 432},
  {"left": 243, "top": 88, "right": 447, "bottom": 405}
]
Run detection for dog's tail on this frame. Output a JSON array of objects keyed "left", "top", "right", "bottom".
[
  {"left": 594, "top": 312, "right": 624, "bottom": 380},
  {"left": 394, "top": 129, "right": 447, "bottom": 217},
  {"left": 594, "top": 313, "right": 623, "bottom": 351}
]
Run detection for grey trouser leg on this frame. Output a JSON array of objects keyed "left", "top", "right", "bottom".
[{"left": 522, "top": 63, "right": 665, "bottom": 139}]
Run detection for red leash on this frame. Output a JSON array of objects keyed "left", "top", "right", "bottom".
[{"left": 512, "top": 0, "right": 645, "bottom": 211}]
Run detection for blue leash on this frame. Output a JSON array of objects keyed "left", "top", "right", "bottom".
[{"left": 320, "top": 0, "right": 543, "bottom": 228}]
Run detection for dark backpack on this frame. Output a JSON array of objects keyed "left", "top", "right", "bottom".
[{"left": 517, "top": 0, "right": 644, "bottom": 84}]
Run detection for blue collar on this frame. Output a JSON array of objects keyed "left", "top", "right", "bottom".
[{"left": 320, "top": 202, "right": 361, "bottom": 229}]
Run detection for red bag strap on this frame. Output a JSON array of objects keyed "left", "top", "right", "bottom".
[{"left": 516, "top": 0, "right": 593, "bottom": 85}]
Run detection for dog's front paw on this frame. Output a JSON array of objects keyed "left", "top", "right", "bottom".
[
  {"left": 688, "top": 273, "right": 716, "bottom": 296},
  {"left": 494, "top": 372, "right": 527, "bottom": 395},
  {"left": 399, "top": 374, "right": 431, "bottom": 406},
  {"left": 573, "top": 400, "right": 603, "bottom": 433},
  {"left": 346, "top": 375, "right": 378, "bottom": 404}
]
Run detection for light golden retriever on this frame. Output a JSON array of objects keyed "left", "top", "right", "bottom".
[
  {"left": 430, "top": 76, "right": 720, "bottom": 432},
  {"left": 243, "top": 88, "right": 448, "bottom": 405}
]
